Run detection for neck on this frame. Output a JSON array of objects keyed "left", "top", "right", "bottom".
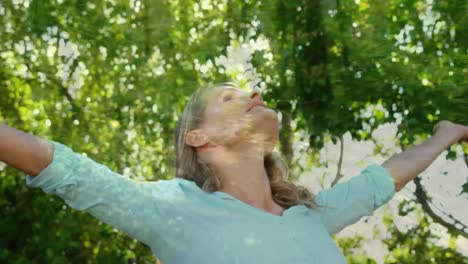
[{"left": 207, "top": 150, "right": 284, "bottom": 215}]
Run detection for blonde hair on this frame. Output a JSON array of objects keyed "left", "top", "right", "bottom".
[{"left": 174, "top": 82, "right": 321, "bottom": 210}]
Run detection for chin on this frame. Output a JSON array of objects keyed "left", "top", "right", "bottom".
[
  {"left": 249, "top": 107, "right": 279, "bottom": 146},
  {"left": 249, "top": 106, "right": 277, "bottom": 124}
]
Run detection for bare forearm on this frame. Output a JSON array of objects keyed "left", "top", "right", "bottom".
[
  {"left": 0, "top": 122, "right": 53, "bottom": 176},
  {"left": 382, "top": 129, "right": 460, "bottom": 192}
]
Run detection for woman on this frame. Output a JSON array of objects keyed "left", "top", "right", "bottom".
[{"left": 1, "top": 82, "right": 467, "bottom": 263}]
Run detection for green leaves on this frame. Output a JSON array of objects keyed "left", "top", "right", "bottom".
[
  {"left": 1, "top": 0, "right": 467, "bottom": 262},
  {"left": 460, "top": 181, "right": 468, "bottom": 195}
]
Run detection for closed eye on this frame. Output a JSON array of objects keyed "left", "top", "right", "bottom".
[
  {"left": 218, "top": 87, "right": 245, "bottom": 103},
  {"left": 222, "top": 94, "right": 233, "bottom": 102}
]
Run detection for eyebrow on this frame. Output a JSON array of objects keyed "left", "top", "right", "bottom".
[{"left": 217, "top": 87, "right": 245, "bottom": 96}]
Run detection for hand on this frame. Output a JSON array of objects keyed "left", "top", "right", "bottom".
[{"left": 432, "top": 120, "right": 468, "bottom": 144}]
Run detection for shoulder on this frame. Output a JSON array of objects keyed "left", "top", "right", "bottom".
[
  {"left": 143, "top": 178, "right": 203, "bottom": 199},
  {"left": 149, "top": 177, "right": 199, "bottom": 189},
  {"left": 138, "top": 178, "right": 209, "bottom": 216}
]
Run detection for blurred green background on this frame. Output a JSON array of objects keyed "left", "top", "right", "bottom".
[{"left": 0, "top": 0, "right": 467, "bottom": 263}]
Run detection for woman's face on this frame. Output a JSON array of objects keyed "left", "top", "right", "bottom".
[{"left": 198, "top": 85, "right": 279, "bottom": 154}]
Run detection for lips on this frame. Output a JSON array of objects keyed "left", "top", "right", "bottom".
[{"left": 246, "top": 101, "right": 266, "bottom": 112}]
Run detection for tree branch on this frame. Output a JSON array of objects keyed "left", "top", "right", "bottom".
[
  {"left": 398, "top": 110, "right": 468, "bottom": 238},
  {"left": 413, "top": 176, "right": 468, "bottom": 239},
  {"left": 279, "top": 111, "right": 294, "bottom": 169},
  {"left": 331, "top": 134, "right": 344, "bottom": 186}
]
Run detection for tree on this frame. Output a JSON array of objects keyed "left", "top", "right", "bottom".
[{"left": 0, "top": 0, "right": 466, "bottom": 262}]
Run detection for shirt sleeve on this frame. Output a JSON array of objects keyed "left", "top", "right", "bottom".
[
  {"left": 313, "top": 164, "right": 396, "bottom": 235},
  {"left": 25, "top": 140, "right": 178, "bottom": 247}
]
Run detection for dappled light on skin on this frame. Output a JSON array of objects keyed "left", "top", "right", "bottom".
[
  {"left": 196, "top": 86, "right": 278, "bottom": 161},
  {"left": 2, "top": 0, "right": 467, "bottom": 263}
]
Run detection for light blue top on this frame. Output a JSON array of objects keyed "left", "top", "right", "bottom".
[{"left": 25, "top": 140, "right": 396, "bottom": 264}]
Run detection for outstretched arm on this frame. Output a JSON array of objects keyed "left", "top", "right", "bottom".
[
  {"left": 1, "top": 122, "right": 187, "bottom": 247},
  {"left": 314, "top": 120, "right": 466, "bottom": 235},
  {"left": 382, "top": 120, "right": 468, "bottom": 192},
  {"left": 0, "top": 122, "right": 53, "bottom": 176}
]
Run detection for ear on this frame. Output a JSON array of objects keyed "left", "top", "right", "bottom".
[{"left": 185, "top": 129, "right": 209, "bottom": 147}]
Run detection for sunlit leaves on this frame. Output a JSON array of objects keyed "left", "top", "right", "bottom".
[{"left": 1, "top": 0, "right": 467, "bottom": 262}]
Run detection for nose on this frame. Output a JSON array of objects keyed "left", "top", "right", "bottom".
[{"left": 249, "top": 89, "right": 262, "bottom": 101}]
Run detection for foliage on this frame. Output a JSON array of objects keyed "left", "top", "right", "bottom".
[
  {"left": 382, "top": 200, "right": 468, "bottom": 263},
  {"left": 0, "top": 0, "right": 466, "bottom": 263}
]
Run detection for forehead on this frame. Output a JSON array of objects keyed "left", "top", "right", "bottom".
[
  {"left": 204, "top": 85, "right": 248, "bottom": 100},
  {"left": 209, "top": 85, "right": 247, "bottom": 95}
]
